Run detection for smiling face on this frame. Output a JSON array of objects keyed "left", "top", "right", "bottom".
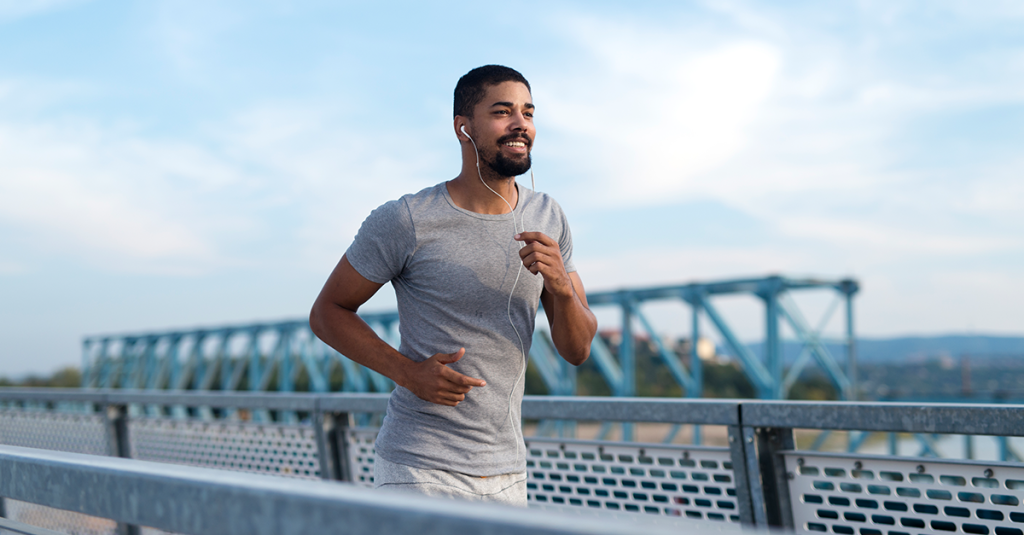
[{"left": 465, "top": 81, "right": 535, "bottom": 178}]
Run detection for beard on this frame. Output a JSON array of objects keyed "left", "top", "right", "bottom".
[
  {"left": 484, "top": 133, "right": 533, "bottom": 177},
  {"left": 487, "top": 151, "right": 532, "bottom": 177}
]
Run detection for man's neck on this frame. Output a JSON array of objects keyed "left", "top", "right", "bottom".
[{"left": 447, "top": 170, "right": 519, "bottom": 215}]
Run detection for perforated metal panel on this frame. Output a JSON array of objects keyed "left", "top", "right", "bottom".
[
  {"left": 130, "top": 418, "right": 321, "bottom": 480},
  {"left": 0, "top": 408, "right": 109, "bottom": 454},
  {"left": 346, "top": 427, "right": 379, "bottom": 487},
  {"left": 0, "top": 506, "right": 116, "bottom": 535},
  {"left": 525, "top": 438, "right": 741, "bottom": 524},
  {"left": 786, "top": 452, "right": 1024, "bottom": 535},
  {"left": 0, "top": 408, "right": 116, "bottom": 535}
]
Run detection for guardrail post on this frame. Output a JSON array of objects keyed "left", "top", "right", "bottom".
[
  {"left": 726, "top": 425, "right": 755, "bottom": 526},
  {"left": 104, "top": 404, "right": 139, "bottom": 535},
  {"left": 315, "top": 409, "right": 353, "bottom": 482},
  {"left": 104, "top": 404, "right": 131, "bottom": 460},
  {"left": 743, "top": 425, "right": 795, "bottom": 530}
]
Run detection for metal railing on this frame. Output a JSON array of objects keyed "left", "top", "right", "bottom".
[
  {"left": 0, "top": 389, "right": 747, "bottom": 533},
  {"left": 0, "top": 389, "right": 1022, "bottom": 535},
  {"left": 0, "top": 445, "right": 742, "bottom": 535},
  {"left": 742, "top": 401, "right": 1024, "bottom": 533}
]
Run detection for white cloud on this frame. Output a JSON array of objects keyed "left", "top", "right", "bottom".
[
  {"left": 204, "top": 103, "right": 446, "bottom": 270},
  {"left": 0, "top": 121, "right": 231, "bottom": 273},
  {"left": 579, "top": 245, "right": 809, "bottom": 292},
  {"left": 542, "top": 18, "right": 782, "bottom": 205},
  {"left": 0, "top": 82, "right": 447, "bottom": 275},
  {"left": 0, "top": 259, "right": 26, "bottom": 274},
  {"left": 954, "top": 162, "right": 1024, "bottom": 219},
  {"left": 536, "top": 3, "right": 1024, "bottom": 344},
  {"left": 857, "top": 268, "right": 1024, "bottom": 336},
  {"left": 777, "top": 217, "right": 1020, "bottom": 257}
]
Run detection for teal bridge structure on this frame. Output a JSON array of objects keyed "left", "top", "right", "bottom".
[{"left": 81, "top": 275, "right": 860, "bottom": 404}]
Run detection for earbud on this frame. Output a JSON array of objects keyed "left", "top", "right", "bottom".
[{"left": 461, "top": 124, "right": 535, "bottom": 191}]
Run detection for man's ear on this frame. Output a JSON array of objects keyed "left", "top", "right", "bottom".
[{"left": 454, "top": 117, "right": 472, "bottom": 141}]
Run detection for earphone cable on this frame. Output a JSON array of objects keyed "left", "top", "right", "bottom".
[{"left": 465, "top": 131, "right": 528, "bottom": 470}]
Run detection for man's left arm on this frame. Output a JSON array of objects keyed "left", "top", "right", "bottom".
[{"left": 516, "top": 232, "right": 597, "bottom": 366}]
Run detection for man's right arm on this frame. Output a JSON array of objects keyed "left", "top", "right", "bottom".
[{"left": 309, "top": 254, "right": 485, "bottom": 406}]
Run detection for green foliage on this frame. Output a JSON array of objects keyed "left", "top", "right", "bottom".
[
  {"left": 575, "top": 359, "right": 612, "bottom": 396},
  {"left": 787, "top": 370, "right": 839, "bottom": 401},
  {"left": 702, "top": 361, "right": 757, "bottom": 398},
  {"left": 524, "top": 359, "right": 549, "bottom": 395},
  {"left": 0, "top": 366, "right": 82, "bottom": 388}
]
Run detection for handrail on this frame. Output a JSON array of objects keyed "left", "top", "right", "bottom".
[
  {"left": 317, "top": 392, "right": 391, "bottom": 413},
  {"left": 7, "top": 388, "right": 1024, "bottom": 435},
  {"left": 0, "top": 389, "right": 741, "bottom": 425},
  {"left": 523, "top": 396, "right": 738, "bottom": 423},
  {"left": 106, "top": 391, "right": 321, "bottom": 410},
  {"left": 0, "top": 388, "right": 111, "bottom": 403},
  {"left": 0, "top": 445, "right": 738, "bottom": 535},
  {"left": 740, "top": 400, "right": 1024, "bottom": 436}
]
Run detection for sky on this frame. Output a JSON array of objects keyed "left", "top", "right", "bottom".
[{"left": 1, "top": 1, "right": 1023, "bottom": 376}]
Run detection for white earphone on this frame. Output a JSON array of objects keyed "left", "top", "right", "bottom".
[
  {"left": 461, "top": 124, "right": 536, "bottom": 190},
  {"left": 461, "top": 121, "right": 528, "bottom": 469}
]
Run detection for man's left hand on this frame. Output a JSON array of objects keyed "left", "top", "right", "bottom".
[{"left": 515, "top": 232, "right": 572, "bottom": 297}]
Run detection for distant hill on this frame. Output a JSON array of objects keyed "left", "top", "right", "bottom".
[
  {"left": 743, "top": 334, "right": 1024, "bottom": 365},
  {"left": 856, "top": 335, "right": 1024, "bottom": 363}
]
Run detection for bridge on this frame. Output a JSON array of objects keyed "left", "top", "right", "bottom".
[
  {"left": 80, "top": 275, "right": 860, "bottom": 403},
  {"left": 11, "top": 273, "right": 1022, "bottom": 534},
  {"left": 1, "top": 389, "right": 1023, "bottom": 535}
]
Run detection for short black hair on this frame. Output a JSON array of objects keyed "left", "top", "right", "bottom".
[{"left": 453, "top": 65, "right": 531, "bottom": 118}]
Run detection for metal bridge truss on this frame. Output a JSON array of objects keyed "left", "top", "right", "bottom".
[
  {"left": 82, "top": 276, "right": 859, "bottom": 419},
  {"left": 83, "top": 312, "right": 401, "bottom": 394},
  {"left": 582, "top": 276, "right": 859, "bottom": 402}
]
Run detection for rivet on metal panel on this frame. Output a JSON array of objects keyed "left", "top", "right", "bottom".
[
  {"left": 747, "top": 437, "right": 753, "bottom": 444},
  {"left": 984, "top": 468, "right": 994, "bottom": 478},
  {"left": 916, "top": 464, "right": 925, "bottom": 474},
  {"left": 787, "top": 471, "right": 795, "bottom": 480},
  {"left": 797, "top": 458, "right": 804, "bottom": 466},
  {"left": 854, "top": 461, "right": 862, "bottom": 470}
]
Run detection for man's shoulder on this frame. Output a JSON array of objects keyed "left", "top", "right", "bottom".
[
  {"left": 380, "top": 182, "right": 447, "bottom": 214},
  {"left": 522, "top": 187, "right": 568, "bottom": 218},
  {"left": 362, "top": 183, "right": 443, "bottom": 221}
]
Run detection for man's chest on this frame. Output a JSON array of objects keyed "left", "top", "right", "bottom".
[{"left": 400, "top": 220, "right": 545, "bottom": 309}]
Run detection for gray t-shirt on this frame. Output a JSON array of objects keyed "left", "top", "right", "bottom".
[{"left": 346, "top": 181, "right": 575, "bottom": 476}]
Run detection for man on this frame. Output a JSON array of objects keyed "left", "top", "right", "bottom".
[{"left": 309, "top": 65, "right": 597, "bottom": 506}]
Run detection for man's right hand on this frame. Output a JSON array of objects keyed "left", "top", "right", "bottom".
[
  {"left": 310, "top": 257, "right": 486, "bottom": 407},
  {"left": 400, "top": 348, "right": 486, "bottom": 406}
]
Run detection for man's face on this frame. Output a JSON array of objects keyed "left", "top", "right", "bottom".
[{"left": 467, "top": 81, "right": 535, "bottom": 178}]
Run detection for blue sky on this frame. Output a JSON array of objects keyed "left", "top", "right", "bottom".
[{"left": 1, "top": 1, "right": 1022, "bottom": 376}]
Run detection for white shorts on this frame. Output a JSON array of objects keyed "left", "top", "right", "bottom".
[{"left": 373, "top": 455, "right": 528, "bottom": 507}]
